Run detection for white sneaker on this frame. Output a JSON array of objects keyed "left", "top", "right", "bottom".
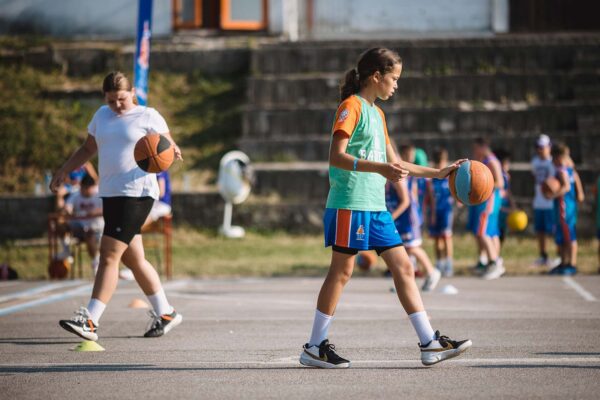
[
  {"left": 422, "top": 268, "right": 442, "bottom": 292},
  {"left": 119, "top": 268, "right": 135, "bottom": 281},
  {"left": 550, "top": 257, "right": 562, "bottom": 269},
  {"left": 482, "top": 261, "right": 505, "bottom": 280},
  {"left": 420, "top": 331, "right": 472, "bottom": 366},
  {"left": 59, "top": 307, "right": 98, "bottom": 341},
  {"left": 299, "top": 339, "right": 350, "bottom": 369}
]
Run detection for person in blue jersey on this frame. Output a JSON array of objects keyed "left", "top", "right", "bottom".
[
  {"left": 386, "top": 144, "right": 441, "bottom": 291},
  {"left": 547, "top": 143, "right": 583, "bottom": 275},
  {"left": 468, "top": 138, "right": 505, "bottom": 280},
  {"left": 426, "top": 148, "right": 455, "bottom": 277},
  {"left": 495, "top": 149, "right": 516, "bottom": 246}
]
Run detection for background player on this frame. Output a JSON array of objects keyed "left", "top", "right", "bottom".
[
  {"left": 469, "top": 138, "right": 504, "bottom": 280},
  {"left": 547, "top": 143, "right": 580, "bottom": 275},
  {"left": 531, "top": 134, "right": 556, "bottom": 268},
  {"left": 426, "top": 148, "right": 455, "bottom": 277}
]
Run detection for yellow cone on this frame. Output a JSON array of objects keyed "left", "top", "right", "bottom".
[
  {"left": 71, "top": 340, "right": 105, "bottom": 352},
  {"left": 128, "top": 298, "right": 149, "bottom": 309}
]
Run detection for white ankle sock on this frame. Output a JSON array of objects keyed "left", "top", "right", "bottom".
[
  {"left": 147, "top": 289, "right": 174, "bottom": 316},
  {"left": 87, "top": 298, "right": 106, "bottom": 325},
  {"left": 308, "top": 309, "right": 333, "bottom": 347},
  {"left": 408, "top": 311, "right": 436, "bottom": 345}
]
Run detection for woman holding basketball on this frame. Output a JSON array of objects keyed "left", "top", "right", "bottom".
[
  {"left": 299, "top": 48, "right": 471, "bottom": 369},
  {"left": 50, "top": 71, "right": 183, "bottom": 341}
]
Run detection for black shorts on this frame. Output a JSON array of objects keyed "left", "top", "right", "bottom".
[{"left": 102, "top": 197, "right": 154, "bottom": 244}]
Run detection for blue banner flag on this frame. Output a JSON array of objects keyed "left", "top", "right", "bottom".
[{"left": 134, "top": 0, "right": 153, "bottom": 105}]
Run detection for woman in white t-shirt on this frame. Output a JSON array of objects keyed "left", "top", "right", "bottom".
[{"left": 50, "top": 72, "right": 183, "bottom": 341}]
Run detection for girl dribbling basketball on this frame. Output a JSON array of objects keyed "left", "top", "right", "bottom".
[
  {"left": 50, "top": 71, "right": 182, "bottom": 341},
  {"left": 299, "top": 48, "right": 472, "bottom": 368}
]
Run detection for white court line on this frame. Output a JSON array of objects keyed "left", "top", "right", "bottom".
[
  {"left": 1, "top": 357, "right": 599, "bottom": 368},
  {"left": 0, "top": 284, "right": 93, "bottom": 317},
  {"left": 563, "top": 277, "right": 597, "bottom": 302},
  {"left": 0, "top": 281, "right": 85, "bottom": 304}
]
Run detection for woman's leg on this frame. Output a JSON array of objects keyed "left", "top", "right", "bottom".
[
  {"left": 91, "top": 235, "right": 129, "bottom": 303},
  {"left": 120, "top": 235, "right": 162, "bottom": 295}
]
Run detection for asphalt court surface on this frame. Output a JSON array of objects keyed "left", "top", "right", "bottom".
[{"left": 1, "top": 276, "right": 599, "bottom": 399}]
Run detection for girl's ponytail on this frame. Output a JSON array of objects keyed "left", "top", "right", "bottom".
[
  {"left": 339, "top": 48, "right": 402, "bottom": 102},
  {"left": 340, "top": 68, "right": 360, "bottom": 101}
]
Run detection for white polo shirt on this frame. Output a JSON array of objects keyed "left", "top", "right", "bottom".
[{"left": 88, "top": 105, "right": 169, "bottom": 199}]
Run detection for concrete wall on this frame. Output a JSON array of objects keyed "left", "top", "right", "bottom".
[
  {"left": 301, "top": 0, "right": 509, "bottom": 39},
  {"left": 0, "top": 0, "right": 172, "bottom": 37}
]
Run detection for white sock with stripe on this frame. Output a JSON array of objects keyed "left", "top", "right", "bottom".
[
  {"left": 409, "top": 311, "right": 436, "bottom": 345},
  {"left": 308, "top": 309, "right": 333, "bottom": 347},
  {"left": 147, "top": 289, "right": 174, "bottom": 316},
  {"left": 87, "top": 298, "right": 106, "bottom": 325}
]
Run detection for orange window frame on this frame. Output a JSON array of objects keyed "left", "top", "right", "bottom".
[
  {"left": 220, "top": 0, "right": 268, "bottom": 30},
  {"left": 172, "top": 0, "right": 203, "bottom": 30}
]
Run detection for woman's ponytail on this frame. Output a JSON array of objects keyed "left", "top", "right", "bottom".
[{"left": 340, "top": 68, "right": 360, "bottom": 101}]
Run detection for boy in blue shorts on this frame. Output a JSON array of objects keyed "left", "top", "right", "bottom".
[
  {"left": 531, "top": 134, "right": 556, "bottom": 268},
  {"left": 547, "top": 143, "right": 580, "bottom": 275},
  {"left": 468, "top": 138, "right": 505, "bottom": 280},
  {"left": 426, "top": 148, "right": 455, "bottom": 277}
]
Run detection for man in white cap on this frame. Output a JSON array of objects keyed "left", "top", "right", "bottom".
[{"left": 531, "top": 134, "right": 555, "bottom": 267}]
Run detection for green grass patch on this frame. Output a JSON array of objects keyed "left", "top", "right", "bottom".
[{"left": 4, "top": 229, "right": 598, "bottom": 280}]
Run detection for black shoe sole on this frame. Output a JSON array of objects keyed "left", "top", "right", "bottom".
[{"left": 59, "top": 320, "right": 97, "bottom": 341}]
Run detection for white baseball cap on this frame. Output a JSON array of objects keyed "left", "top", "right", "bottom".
[{"left": 536, "top": 134, "right": 551, "bottom": 147}]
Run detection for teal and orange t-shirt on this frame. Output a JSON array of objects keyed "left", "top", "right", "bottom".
[{"left": 326, "top": 94, "right": 391, "bottom": 211}]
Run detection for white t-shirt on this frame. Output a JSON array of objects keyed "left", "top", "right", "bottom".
[
  {"left": 531, "top": 156, "right": 555, "bottom": 209},
  {"left": 65, "top": 190, "right": 104, "bottom": 230},
  {"left": 88, "top": 105, "right": 169, "bottom": 199}
]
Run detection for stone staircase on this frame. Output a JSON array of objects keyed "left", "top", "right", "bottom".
[{"left": 241, "top": 35, "right": 600, "bottom": 231}]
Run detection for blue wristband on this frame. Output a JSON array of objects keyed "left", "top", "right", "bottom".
[{"left": 353, "top": 158, "right": 359, "bottom": 171}]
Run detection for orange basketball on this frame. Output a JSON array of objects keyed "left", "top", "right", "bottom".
[
  {"left": 542, "top": 176, "right": 560, "bottom": 199},
  {"left": 356, "top": 251, "right": 377, "bottom": 271},
  {"left": 48, "top": 258, "right": 70, "bottom": 280},
  {"left": 449, "top": 160, "right": 495, "bottom": 206},
  {"left": 134, "top": 134, "right": 174, "bottom": 173}
]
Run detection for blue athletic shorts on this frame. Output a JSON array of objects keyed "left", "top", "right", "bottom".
[
  {"left": 467, "top": 189, "right": 501, "bottom": 238},
  {"left": 555, "top": 221, "right": 577, "bottom": 245},
  {"left": 534, "top": 209, "right": 555, "bottom": 234},
  {"left": 324, "top": 208, "right": 403, "bottom": 254},
  {"left": 428, "top": 209, "right": 453, "bottom": 238}
]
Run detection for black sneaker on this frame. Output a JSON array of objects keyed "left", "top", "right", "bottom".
[
  {"left": 144, "top": 309, "right": 183, "bottom": 338},
  {"left": 299, "top": 339, "right": 350, "bottom": 368},
  {"left": 59, "top": 307, "right": 98, "bottom": 341},
  {"left": 420, "top": 330, "right": 472, "bottom": 366}
]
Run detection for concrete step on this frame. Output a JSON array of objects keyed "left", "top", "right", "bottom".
[
  {"left": 251, "top": 162, "right": 598, "bottom": 203},
  {"left": 242, "top": 102, "right": 600, "bottom": 138},
  {"left": 248, "top": 73, "right": 600, "bottom": 107},
  {"left": 252, "top": 35, "right": 600, "bottom": 75},
  {"left": 240, "top": 131, "right": 600, "bottom": 164}
]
